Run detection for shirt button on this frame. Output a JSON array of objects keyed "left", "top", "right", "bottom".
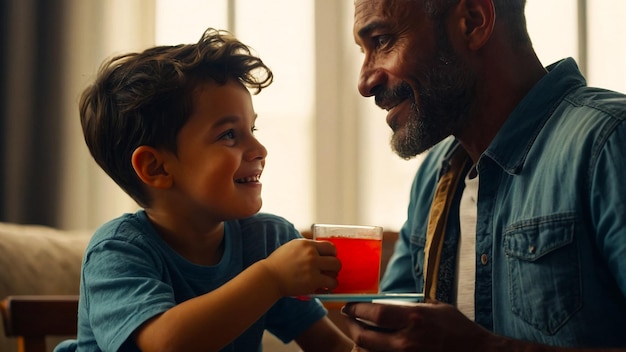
[
  {"left": 414, "top": 264, "right": 422, "bottom": 275},
  {"left": 480, "top": 254, "right": 488, "bottom": 265}
]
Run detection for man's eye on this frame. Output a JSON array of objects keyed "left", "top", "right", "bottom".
[
  {"left": 374, "top": 35, "right": 391, "bottom": 49},
  {"left": 251, "top": 126, "right": 258, "bottom": 134}
]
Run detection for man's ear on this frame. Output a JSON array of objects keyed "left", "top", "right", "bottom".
[
  {"left": 454, "top": 0, "right": 496, "bottom": 51},
  {"left": 131, "top": 146, "right": 173, "bottom": 189}
]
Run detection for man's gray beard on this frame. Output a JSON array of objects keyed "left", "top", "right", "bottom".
[
  {"left": 390, "top": 102, "right": 436, "bottom": 159},
  {"left": 387, "top": 13, "right": 476, "bottom": 160},
  {"left": 389, "top": 61, "right": 474, "bottom": 159},
  {"left": 390, "top": 100, "right": 461, "bottom": 159}
]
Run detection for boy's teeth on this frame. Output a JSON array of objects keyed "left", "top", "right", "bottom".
[{"left": 237, "top": 175, "right": 259, "bottom": 183}]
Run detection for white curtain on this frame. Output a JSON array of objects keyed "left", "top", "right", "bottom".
[{"left": 58, "top": 0, "right": 155, "bottom": 229}]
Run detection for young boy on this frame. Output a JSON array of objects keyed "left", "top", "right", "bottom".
[{"left": 56, "top": 28, "right": 353, "bottom": 351}]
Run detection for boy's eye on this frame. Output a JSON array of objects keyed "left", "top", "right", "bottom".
[
  {"left": 221, "top": 130, "right": 235, "bottom": 140},
  {"left": 251, "top": 126, "right": 258, "bottom": 134}
]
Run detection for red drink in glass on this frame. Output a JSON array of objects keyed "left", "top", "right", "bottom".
[
  {"left": 312, "top": 224, "right": 383, "bottom": 294},
  {"left": 326, "top": 236, "right": 382, "bottom": 293}
]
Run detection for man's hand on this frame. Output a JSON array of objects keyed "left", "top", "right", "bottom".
[{"left": 341, "top": 301, "right": 493, "bottom": 351}]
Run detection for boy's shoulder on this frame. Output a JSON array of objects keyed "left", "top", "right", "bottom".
[
  {"left": 239, "top": 212, "right": 291, "bottom": 224},
  {"left": 89, "top": 210, "right": 151, "bottom": 244},
  {"left": 232, "top": 213, "right": 300, "bottom": 238}
]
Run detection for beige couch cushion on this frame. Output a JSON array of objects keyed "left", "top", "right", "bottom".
[{"left": 0, "top": 222, "right": 91, "bottom": 352}]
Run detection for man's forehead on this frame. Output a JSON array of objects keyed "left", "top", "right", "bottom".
[
  {"left": 354, "top": 0, "right": 422, "bottom": 23},
  {"left": 354, "top": 0, "right": 397, "bottom": 17},
  {"left": 354, "top": 0, "right": 422, "bottom": 33}
]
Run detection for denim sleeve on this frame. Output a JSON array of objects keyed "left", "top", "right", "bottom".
[
  {"left": 589, "top": 118, "right": 626, "bottom": 295},
  {"left": 380, "top": 221, "right": 418, "bottom": 293},
  {"left": 379, "top": 141, "right": 451, "bottom": 294},
  {"left": 53, "top": 339, "right": 77, "bottom": 352},
  {"left": 380, "top": 168, "right": 430, "bottom": 293}
]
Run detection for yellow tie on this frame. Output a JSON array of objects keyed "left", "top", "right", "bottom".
[{"left": 423, "top": 146, "right": 470, "bottom": 302}]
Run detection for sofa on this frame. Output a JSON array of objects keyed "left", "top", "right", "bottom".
[{"left": 0, "top": 222, "right": 91, "bottom": 352}]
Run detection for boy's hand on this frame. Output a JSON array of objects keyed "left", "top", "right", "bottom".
[{"left": 262, "top": 239, "right": 341, "bottom": 296}]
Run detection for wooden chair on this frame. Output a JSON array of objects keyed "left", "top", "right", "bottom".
[{"left": 1, "top": 295, "right": 79, "bottom": 352}]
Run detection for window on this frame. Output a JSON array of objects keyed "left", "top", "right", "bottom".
[{"left": 93, "top": 0, "right": 625, "bottom": 232}]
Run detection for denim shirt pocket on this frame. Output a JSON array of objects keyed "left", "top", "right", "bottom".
[{"left": 503, "top": 214, "right": 582, "bottom": 335}]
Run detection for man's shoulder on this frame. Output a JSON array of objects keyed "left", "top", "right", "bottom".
[{"left": 566, "top": 86, "right": 626, "bottom": 121}]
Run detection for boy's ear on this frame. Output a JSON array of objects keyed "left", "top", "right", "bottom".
[
  {"left": 453, "top": 0, "right": 496, "bottom": 51},
  {"left": 131, "top": 146, "right": 173, "bottom": 189}
]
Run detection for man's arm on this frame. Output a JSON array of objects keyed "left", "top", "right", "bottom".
[{"left": 341, "top": 302, "right": 626, "bottom": 352}]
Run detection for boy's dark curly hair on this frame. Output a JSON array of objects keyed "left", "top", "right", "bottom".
[{"left": 79, "top": 28, "right": 273, "bottom": 207}]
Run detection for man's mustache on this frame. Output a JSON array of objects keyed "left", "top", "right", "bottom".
[{"left": 375, "top": 81, "right": 413, "bottom": 110}]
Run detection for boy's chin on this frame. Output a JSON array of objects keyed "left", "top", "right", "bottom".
[{"left": 240, "top": 202, "right": 263, "bottom": 218}]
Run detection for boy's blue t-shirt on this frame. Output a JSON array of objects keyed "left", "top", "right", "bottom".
[{"left": 64, "top": 210, "right": 326, "bottom": 352}]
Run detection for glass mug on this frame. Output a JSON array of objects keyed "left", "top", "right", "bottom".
[{"left": 312, "top": 223, "right": 383, "bottom": 294}]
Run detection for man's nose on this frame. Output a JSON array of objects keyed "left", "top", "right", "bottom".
[{"left": 358, "top": 65, "right": 385, "bottom": 98}]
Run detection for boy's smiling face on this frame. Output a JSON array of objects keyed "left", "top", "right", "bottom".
[{"left": 167, "top": 79, "right": 267, "bottom": 222}]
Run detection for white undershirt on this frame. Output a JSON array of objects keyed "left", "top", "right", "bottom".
[{"left": 455, "top": 168, "right": 478, "bottom": 321}]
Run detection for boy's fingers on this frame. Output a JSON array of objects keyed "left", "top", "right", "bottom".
[{"left": 312, "top": 240, "right": 337, "bottom": 256}]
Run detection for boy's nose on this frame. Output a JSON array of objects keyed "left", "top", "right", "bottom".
[{"left": 247, "top": 137, "right": 267, "bottom": 161}]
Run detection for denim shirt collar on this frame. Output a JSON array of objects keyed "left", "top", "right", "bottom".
[{"left": 480, "top": 58, "right": 587, "bottom": 175}]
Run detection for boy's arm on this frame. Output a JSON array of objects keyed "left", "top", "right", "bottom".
[
  {"left": 134, "top": 239, "right": 340, "bottom": 351},
  {"left": 295, "top": 316, "right": 354, "bottom": 352}
]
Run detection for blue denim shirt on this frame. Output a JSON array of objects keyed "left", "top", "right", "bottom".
[{"left": 380, "top": 58, "right": 626, "bottom": 348}]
